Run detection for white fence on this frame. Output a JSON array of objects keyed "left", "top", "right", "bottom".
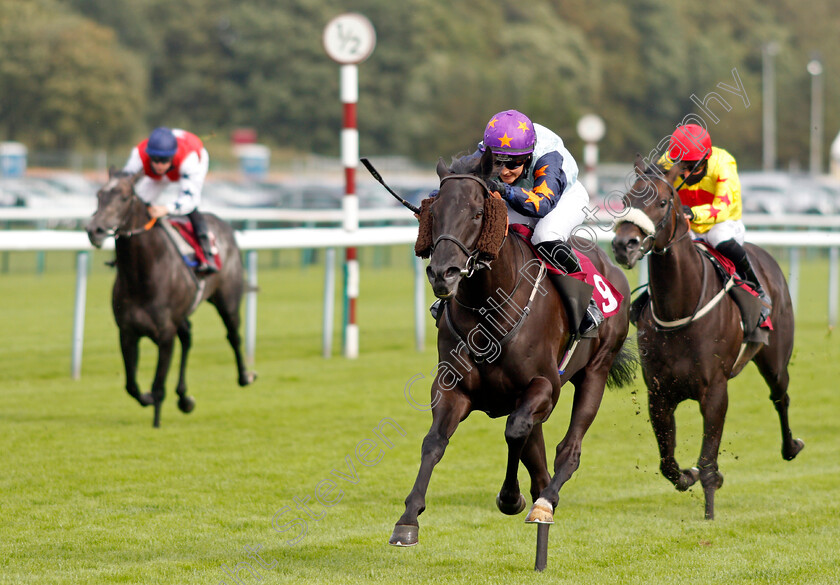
[
  {"left": 1, "top": 223, "right": 839, "bottom": 379},
  {"left": 0, "top": 226, "right": 422, "bottom": 379},
  {"left": 5, "top": 206, "right": 840, "bottom": 228}
]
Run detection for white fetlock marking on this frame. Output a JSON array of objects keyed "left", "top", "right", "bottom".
[{"left": 525, "top": 497, "right": 554, "bottom": 524}]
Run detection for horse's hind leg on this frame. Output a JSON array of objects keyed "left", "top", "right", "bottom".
[
  {"left": 649, "top": 390, "right": 699, "bottom": 491},
  {"left": 754, "top": 345, "right": 804, "bottom": 461},
  {"left": 210, "top": 293, "right": 256, "bottom": 386},
  {"left": 119, "top": 329, "right": 153, "bottom": 407},
  {"left": 497, "top": 377, "right": 553, "bottom": 515},
  {"left": 390, "top": 386, "right": 471, "bottom": 546},
  {"left": 527, "top": 372, "right": 606, "bottom": 524},
  {"left": 175, "top": 319, "right": 195, "bottom": 414}
]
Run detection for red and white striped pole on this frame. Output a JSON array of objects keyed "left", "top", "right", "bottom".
[
  {"left": 323, "top": 13, "right": 376, "bottom": 359},
  {"left": 341, "top": 64, "right": 360, "bottom": 358}
]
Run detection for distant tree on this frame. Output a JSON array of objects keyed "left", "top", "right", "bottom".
[
  {"left": 21, "top": 0, "right": 840, "bottom": 168},
  {"left": 0, "top": 0, "right": 147, "bottom": 149}
]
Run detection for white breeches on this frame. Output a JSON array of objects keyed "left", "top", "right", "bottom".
[
  {"left": 531, "top": 181, "right": 591, "bottom": 245},
  {"left": 691, "top": 219, "right": 746, "bottom": 247}
]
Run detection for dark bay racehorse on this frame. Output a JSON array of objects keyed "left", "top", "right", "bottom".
[
  {"left": 86, "top": 169, "right": 256, "bottom": 427},
  {"left": 391, "top": 151, "right": 636, "bottom": 554},
  {"left": 611, "top": 156, "right": 803, "bottom": 519}
]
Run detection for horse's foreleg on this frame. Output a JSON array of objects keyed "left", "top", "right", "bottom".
[
  {"left": 754, "top": 348, "right": 804, "bottom": 461},
  {"left": 527, "top": 373, "right": 606, "bottom": 524},
  {"left": 697, "top": 383, "right": 728, "bottom": 520},
  {"left": 150, "top": 336, "right": 176, "bottom": 428},
  {"left": 497, "top": 377, "right": 553, "bottom": 516},
  {"left": 175, "top": 320, "right": 195, "bottom": 414},
  {"left": 212, "top": 296, "right": 256, "bottom": 386},
  {"left": 649, "top": 390, "right": 698, "bottom": 490},
  {"left": 390, "top": 387, "right": 471, "bottom": 547},
  {"left": 520, "top": 423, "right": 551, "bottom": 503},
  {"left": 119, "top": 329, "right": 151, "bottom": 407}
]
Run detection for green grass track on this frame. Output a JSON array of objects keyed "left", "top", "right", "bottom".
[{"left": 1, "top": 247, "right": 838, "bottom": 584}]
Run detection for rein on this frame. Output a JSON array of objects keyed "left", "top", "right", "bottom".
[
  {"left": 452, "top": 233, "right": 526, "bottom": 313},
  {"left": 443, "top": 234, "right": 547, "bottom": 362},
  {"left": 117, "top": 216, "right": 157, "bottom": 238},
  {"left": 113, "top": 190, "right": 158, "bottom": 239}
]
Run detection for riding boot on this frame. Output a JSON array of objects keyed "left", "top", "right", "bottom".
[
  {"left": 188, "top": 210, "right": 218, "bottom": 274},
  {"left": 716, "top": 239, "right": 771, "bottom": 324},
  {"left": 535, "top": 240, "right": 604, "bottom": 335}
]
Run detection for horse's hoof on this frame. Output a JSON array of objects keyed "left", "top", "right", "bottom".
[
  {"left": 525, "top": 498, "right": 554, "bottom": 524},
  {"left": 239, "top": 371, "right": 257, "bottom": 387},
  {"left": 496, "top": 492, "right": 527, "bottom": 515},
  {"left": 389, "top": 524, "right": 418, "bottom": 547},
  {"left": 178, "top": 396, "right": 195, "bottom": 413},
  {"left": 783, "top": 438, "right": 804, "bottom": 461},
  {"left": 138, "top": 393, "right": 155, "bottom": 407},
  {"left": 676, "top": 467, "right": 700, "bottom": 491}
]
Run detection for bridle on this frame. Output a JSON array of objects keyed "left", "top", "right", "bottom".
[
  {"left": 617, "top": 167, "right": 736, "bottom": 331},
  {"left": 430, "top": 173, "right": 547, "bottom": 361},
  {"left": 116, "top": 213, "right": 157, "bottom": 238},
  {"left": 620, "top": 171, "right": 692, "bottom": 256},
  {"left": 95, "top": 178, "right": 157, "bottom": 239},
  {"left": 430, "top": 173, "right": 504, "bottom": 278}
]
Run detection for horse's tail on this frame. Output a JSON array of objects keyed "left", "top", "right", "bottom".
[{"left": 606, "top": 337, "right": 638, "bottom": 389}]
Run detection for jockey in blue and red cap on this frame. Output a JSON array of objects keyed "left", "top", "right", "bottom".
[{"left": 123, "top": 127, "right": 218, "bottom": 273}]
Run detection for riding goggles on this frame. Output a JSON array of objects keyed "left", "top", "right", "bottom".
[{"left": 494, "top": 155, "right": 530, "bottom": 169}]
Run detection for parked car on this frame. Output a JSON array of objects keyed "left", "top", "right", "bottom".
[{"left": 740, "top": 172, "right": 838, "bottom": 215}]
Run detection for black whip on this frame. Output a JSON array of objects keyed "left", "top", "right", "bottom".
[{"left": 360, "top": 158, "right": 421, "bottom": 215}]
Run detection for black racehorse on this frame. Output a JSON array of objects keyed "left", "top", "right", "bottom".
[
  {"left": 391, "top": 150, "right": 636, "bottom": 555},
  {"left": 86, "top": 169, "right": 256, "bottom": 427},
  {"left": 611, "top": 156, "right": 803, "bottom": 519}
]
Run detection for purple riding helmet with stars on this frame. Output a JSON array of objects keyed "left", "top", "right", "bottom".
[{"left": 481, "top": 109, "right": 537, "bottom": 160}]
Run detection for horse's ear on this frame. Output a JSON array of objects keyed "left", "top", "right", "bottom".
[
  {"left": 665, "top": 162, "right": 683, "bottom": 182},
  {"left": 634, "top": 153, "right": 647, "bottom": 177},
  {"left": 132, "top": 169, "right": 145, "bottom": 184},
  {"left": 108, "top": 165, "right": 118, "bottom": 178},
  {"left": 478, "top": 148, "right": 496, "bottom": 180},
  {"left": 436, "top": 158, "right": 452, "bottom": 179}
]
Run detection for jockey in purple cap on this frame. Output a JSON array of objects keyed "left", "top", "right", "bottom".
[{"left": 480, "top": 109, "right": 603, "bottom": 334}]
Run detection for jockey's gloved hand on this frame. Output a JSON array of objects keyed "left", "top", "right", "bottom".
[
  {"left": 682, "top": 205, "right": 694, "bottom": 220},
  {"left": 487, "top": 179, "right": 508, "bottom": 199}
]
